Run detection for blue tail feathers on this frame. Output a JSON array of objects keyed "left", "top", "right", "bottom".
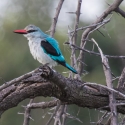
[{"left": 65, "top": 63, "right": 78, "bottom": 74}]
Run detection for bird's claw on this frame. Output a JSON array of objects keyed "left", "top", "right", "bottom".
[
  {"left": 39, "top": 63, "right": 49, "bottom": 69},
  {"left": 39, "top": 64, "right": 52, "bottom": 78}
]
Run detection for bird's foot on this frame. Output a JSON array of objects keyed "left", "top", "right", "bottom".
[
  {"left": 39, "top": 63, "right": 49, "bottom": 69},
  {"left": 39, "top": 63, "right": 52, "bottom": 78}
]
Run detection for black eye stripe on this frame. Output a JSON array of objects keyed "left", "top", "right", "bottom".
[{"left": 27, "top": 30, "right": 37, "bottom": 33}]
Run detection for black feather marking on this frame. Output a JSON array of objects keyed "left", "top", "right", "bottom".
[
  {"left": 41, "top": 40, "right": 60, "bottom": 56},
  {"left": 56, "top": 60, "right": 66, "bottom": 65},
  {"left": 27, "top": 30, "right": 37, "bottom": 33}
]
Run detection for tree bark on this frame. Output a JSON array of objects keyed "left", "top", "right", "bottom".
[{"left": 1, "top": 66, "right": 125, "bottom": 117}]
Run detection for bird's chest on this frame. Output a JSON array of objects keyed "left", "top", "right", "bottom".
[
  {"left": 28, "top": 40, "right": 45, "bottom": 61},
  {"left": 28, "top": 40, "right": 55, "bottom": 65}
]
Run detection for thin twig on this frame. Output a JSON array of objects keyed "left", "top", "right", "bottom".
[
  {"left": 70, "top": 0, "right": 82, "bottom": 75},
  {"left": 115, "top": 7, "right": 125, "bottom": 18},
  {"left": 65, "top": 112, "right": 83, "bottom": 123},
  {"left": 46, "top": 101, "right": 61, "bottom": 125},
  {"left": 83, "top": 82, "right": 125, "bottom": 99},
  {"left": 28, "top": 100, "right": 59, "bottom": 109},
  {"left": 78, "top": 16, "right": 111, "bottom": 75},
  {"left": 22, "top": 100, "right": 61, "bottom": 125},
  {"left": 62, "top": 105, "right": 67, "bottom": 125},
  {"left": 54, "top": 105, "right": 65, "bottom": 125},
  {"left": 78, "top": 0, "right": 123, "bottom": 75},
  {"left": 65, "top": 42, "right": 125, "bottom": 59},
  {"left": 105, "top": 115, "right": 111, "bottom": 125},
  {"left": 67, "top": 26, "right": 75, "bottom": 78},
  {"left": 121, "top": 115, "right": 125, "bottom": 125},
  {"left": 91, "top": 38, "right": 118, "bottom": 125},
  {"left": 73, "top": 0, "right": 82, "bottom": 44},
  {"left": 70, "top": 18, "right": 110, "bottom": 34},
  {"left": 97, "top": 111, "right": 109, "bottom": 125},
  {"left": 50, "top": 0, "right": 64, "bottom": 37},
  {"left": 82, "top": 15, "right": 112, "bottom": 51},
  {"left": 23, "top": 99, "right": 34, "bottom": 125},
  {"left": 112, "top": 77, "right": 119, "bottom": 82},
  {"left": 117, "top": 67, "right": 125, "bottom": 88}
]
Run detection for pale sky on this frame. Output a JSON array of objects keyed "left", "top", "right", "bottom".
[
  {"left": 0, "top": 0, "right": 105, "bottom": 22},
  {"left": 53, "top": 0, "right": 105, "bottom": 23},
  {"left": 0, "top": 0, "right": 125, "bottom": 28}
]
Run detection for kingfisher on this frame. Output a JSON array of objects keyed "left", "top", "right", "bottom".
[{"left": 14, "top": 24, "right": 77, "bottom": 74}]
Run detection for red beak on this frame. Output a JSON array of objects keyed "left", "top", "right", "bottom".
[{"left": 14, "top": 29, "right": 28, "bottom": 34}]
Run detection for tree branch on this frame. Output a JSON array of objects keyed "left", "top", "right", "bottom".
[
  {"left": 78, "top": 0, "right": 123, "bottom": 75},
  {"left": 28, "top": 100, "right": 59, "bottom": 109},
  {"left": 115, "top": 7, "right": 125, "bottom": 18},
  {"left": 91, "top": 38, "right": 118, "bottom": 125},
  {"left": 65, "top": 42, "right": 125, "bottom": 59},
  {"left": 70, "top": 0, "right": 82, "bottom": 76},
  {"left": 50, "top": 0, "right": 64, "bottom": 37},
  {"left": 1, "top": 66, "right": 125, "bottom": 117},
  {"left": 117, "top": 67, "right": 125, "bottom": 88},
  {"left": 23, "top": 99, "right": 34, "bottom": 125}
]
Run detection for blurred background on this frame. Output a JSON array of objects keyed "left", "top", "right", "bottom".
[{"left": 0, "top": 0, "right": 125, "bottom": 124}]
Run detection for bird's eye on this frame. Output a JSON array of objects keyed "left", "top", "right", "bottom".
[{"left": 27, "top": 30, "right": 37, "bottom": 33}]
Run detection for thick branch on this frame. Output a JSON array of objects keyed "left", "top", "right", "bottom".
[{"left": 1, "top": 66, "right": 125, "bottom": 116}]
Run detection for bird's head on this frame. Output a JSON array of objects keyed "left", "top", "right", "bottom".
[{"left": 14, "top": 24, "right": 48, "bottom": 40}]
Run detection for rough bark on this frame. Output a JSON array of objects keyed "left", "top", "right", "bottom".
[{"left": 1, "top": 66, "right": 125, "bottom": 116}]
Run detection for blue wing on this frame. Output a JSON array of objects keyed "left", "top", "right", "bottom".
[
  {"left": 41, "top": 37, "right": 65, "bottom": 63},
  {"left": 41, "top": 37, "right": 78, "bottom": 74}
]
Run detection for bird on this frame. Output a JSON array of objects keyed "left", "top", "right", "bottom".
[{"left": 14, "top": 24, "right": 77, "bottom": 74}]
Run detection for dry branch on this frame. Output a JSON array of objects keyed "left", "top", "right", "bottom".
[
  {"left": 23, "top": 99, "right": 34, "bottom": 125},
  {"left": 70, "top": 0, "right": 82, "bottom": 73},
  {"left": 118, "top": 67, "right": 125, "bottom": 88},
  {"left": 50, "top": 0, "right": 64, "bottom": 37},
  {"left": 115, "top": 7, "right": 125, "bottom": 18},
  {"left": 78, "top": 0, "right": 123, "bottom": 75},
  {"left": 1, "top": 66, "right": 125, "bottom": 117},
  {"left": 28, "top": 100, "right": 59, "bottom": 109},
  {"left": 65, "top": 42, "right": 125, "bottom": 59},
  {"left": 91, "top": 38, "right": 118, "bottom": 125}
]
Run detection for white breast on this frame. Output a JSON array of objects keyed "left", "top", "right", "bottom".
[{"left": 28, "top": 38, "right": 57, "bottom": 67}]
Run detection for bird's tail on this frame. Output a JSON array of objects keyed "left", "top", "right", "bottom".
[{"left": 65, "top": 63, "right": 78, "bottom": 74}]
